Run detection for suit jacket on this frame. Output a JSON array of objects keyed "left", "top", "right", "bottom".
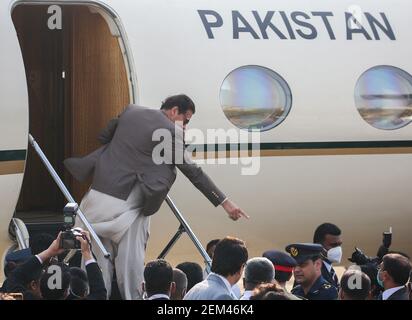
[
  {"left": 386, "top": 286, "right": 410, "bottom": 300},
  {"left": 64, "top": 105, "right": 226, "bottom": 216},
  {"left": 321, "top": 262, "right": 339, "bottom": 288},
  {"left": 183, "top": 273, "right": 235, "bottom": 300}
]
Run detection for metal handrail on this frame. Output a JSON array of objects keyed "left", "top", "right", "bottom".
[
  {"left": 28, "top": 134, "right": 110, "bottom": 258},
  {"left": 163, "top": 196, "right": 212, "bottom": 273},
  {"left": 12, "top": 218, "right": 29, "bottom": 250}
]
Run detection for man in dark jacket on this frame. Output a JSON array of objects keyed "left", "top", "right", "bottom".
[
  {"left": 378, "top": 253, "right": 411, "bottom": 300},
  {"left": 6, "top": 234, "right": 66, "bottom": 300}
]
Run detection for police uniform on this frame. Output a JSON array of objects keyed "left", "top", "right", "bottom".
[
  {"left": 262, "top": 250, "right": 297, "bottom": 280},
  {"left": 285, "top": 243, "right": 338, "bottom": 300}
]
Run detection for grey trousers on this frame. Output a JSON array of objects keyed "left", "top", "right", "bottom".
[{"left": 77, "top": 183, "right": 150, "bottom": 300}]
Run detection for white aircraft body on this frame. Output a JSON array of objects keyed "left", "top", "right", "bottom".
[{"left": 1, "top": 0, "right": 412, "bottom": 281}]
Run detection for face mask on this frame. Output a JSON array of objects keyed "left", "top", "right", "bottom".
[
  {"left": 327, "top": 246, "right": 343, "bottom": 263},
  {"left": 377, "top": 270, "right": 384, "bottom": 288}
]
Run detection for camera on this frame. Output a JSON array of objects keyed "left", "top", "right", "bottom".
[
  {"left": 348, "top": 228, "right": 393, "bottom": 266},
  {"left": 348, "top": 247, "right": 379, "bottom": 265},
  {"left": 60, "top": 203, "right": 83, "bottom": 250}
]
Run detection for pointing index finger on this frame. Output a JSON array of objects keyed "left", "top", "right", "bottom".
[{"left": 240, "top": 210, "right": 250, "bottom": 219}]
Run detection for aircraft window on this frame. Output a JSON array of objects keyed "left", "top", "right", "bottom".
[
  {"left": 220, "top": 66, "right": 292, "bottom": 131},
  {"left": 355, "top": 66, "right": 412, "bottom": 130}
]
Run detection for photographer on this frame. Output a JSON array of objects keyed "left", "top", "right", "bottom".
[
  {"left": 348, "top": 228, "right": 395, "bottom": 299},
  {"left": 6, "top": 233, "right": 65, "bottom": 300},
  {"left": 6, "top": 231, "right": 106, "bottom": 300},
  {"left": 66, "top": 231, "right": 107, "bottom": 300}
]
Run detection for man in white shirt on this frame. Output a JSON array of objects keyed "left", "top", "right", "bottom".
[
  {"left": 240, "top": 257, "right": 275, "bottom": 300},
  {"left": 377, "top": 253, "right": 411, "bottom": 300},
  {"left": 203, "top": 238, "right": 242, "bottom": 298}
]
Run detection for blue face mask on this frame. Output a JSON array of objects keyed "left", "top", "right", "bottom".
[{"left": 376, "top": 270, "right": 384, "bottom": 288}]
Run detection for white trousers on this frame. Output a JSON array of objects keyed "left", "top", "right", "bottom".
[{"left": 77, "top": 183, "right": 150, "bottom": 300}]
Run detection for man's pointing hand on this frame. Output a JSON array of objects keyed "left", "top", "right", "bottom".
[{"left": 221, "top": 199, "right": 250, "bottom": 221}]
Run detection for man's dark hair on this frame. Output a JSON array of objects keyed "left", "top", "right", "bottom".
[
  {"left": 382, "top": 253, "right": 412, "bottom": 286},
  {"left": 69, "top": 267, "right": 89, "bottom": 298},
  {"left": 206, "top": 239, "right": 220, "bottom": 256},
  {"left": 341, "top": 269, "right": 371, "bottom": 300},
  {"left": 160, "top": 94, "right": 195, "bottom": 114},
  {"left": 8, "top": 262, "right": 43, "bottom": 289},
  {"left": 313, "top": 223, "right": 341, "bottom": 244},
  {"left": 211, "top": 237, "right": 248, "bottom": 277},
  {"left": 260, "top": 291, "right": 297, "bottom": 300},
  {"left": 176, "top": 262, "right": 204, "bottom": 291},
  {"left": 144, "top": 259, "right": 173, "bottom": 297},
  {"left": 4, "top": 261, "right": 17, "bottom": 278},
  {"left": 29, "top": 233, "right": 55, "bottom": 255},
  {"left": 250, "top": 282, "right": 285, "bottom": 300},
  {"left": 40, "top": 263, "right": 71, "bottom": 300}
]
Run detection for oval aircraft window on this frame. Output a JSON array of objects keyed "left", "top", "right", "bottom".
[
  {"left": 355, "top": 66, "right": 412, "bottom": 130},
  {"left": 220, "top": 66, "right": 292, "bottom": 131}
]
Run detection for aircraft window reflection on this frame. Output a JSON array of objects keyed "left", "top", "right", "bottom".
[
  {"left": 355, "top": 65, "right": 412, "bottom": 130},
  {"left": 220, "top": 66, "right": 292, "bottom": 131}
]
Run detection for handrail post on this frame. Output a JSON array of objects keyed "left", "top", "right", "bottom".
[
  {"left": 165, "top": 196, "right": 212, "bottom": 272},
  {"left": 28, "top": 134, "right": 110, "bottom": 258}
]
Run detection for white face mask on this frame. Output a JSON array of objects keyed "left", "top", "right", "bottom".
[{"left": 327, "top": 246, "right": 343, "bottom": 263}]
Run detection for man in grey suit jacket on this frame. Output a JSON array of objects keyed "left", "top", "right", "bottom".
[
  {"left": 64, "top": 95, "right": 248, "bottom": 300},
  {"left": 184, "top": 237, "right": 248, "bottom": 300}
]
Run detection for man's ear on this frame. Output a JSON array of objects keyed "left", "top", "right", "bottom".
[
  {"left": 382, "top": 270, "right": 390, "bottom": 283},
  {"left": 170, "top": 281, "right": 176, "bottom": 296},
  {"left": 64, "top": 288, "right": 69, "bottom": 300},
  {"left": 29, "top": 280, "right": 37, "bottom": 291},
  {"left": 171, "top": 106, "right": 179, "bottom": 117}
]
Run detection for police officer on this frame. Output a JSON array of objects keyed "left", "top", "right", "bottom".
[
  {"left": 262, "top": 250, "right": 297, "bottom": 290},
  {"left": 286, "top": 243, "right": 338, "bottom": 300}
]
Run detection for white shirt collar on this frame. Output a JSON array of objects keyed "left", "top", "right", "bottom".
[
  {"left": 240, "top": 290, "right": 254, "bottom": 300},
  {"left": 210, "top": 273, "right": 235, "bottom": 297},
  {"left": 323, "top": 260, "right": 333, "bottom": 272},
  {"left": 147, "top": 293, "right": 170, "bottom": 300},
  {"left": 382, "top": 286, "right": 404, "bottom": 300}
]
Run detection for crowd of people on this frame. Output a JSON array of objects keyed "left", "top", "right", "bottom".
[{"left": 1, "top": 223, "right": 411, "bottom": 301}]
